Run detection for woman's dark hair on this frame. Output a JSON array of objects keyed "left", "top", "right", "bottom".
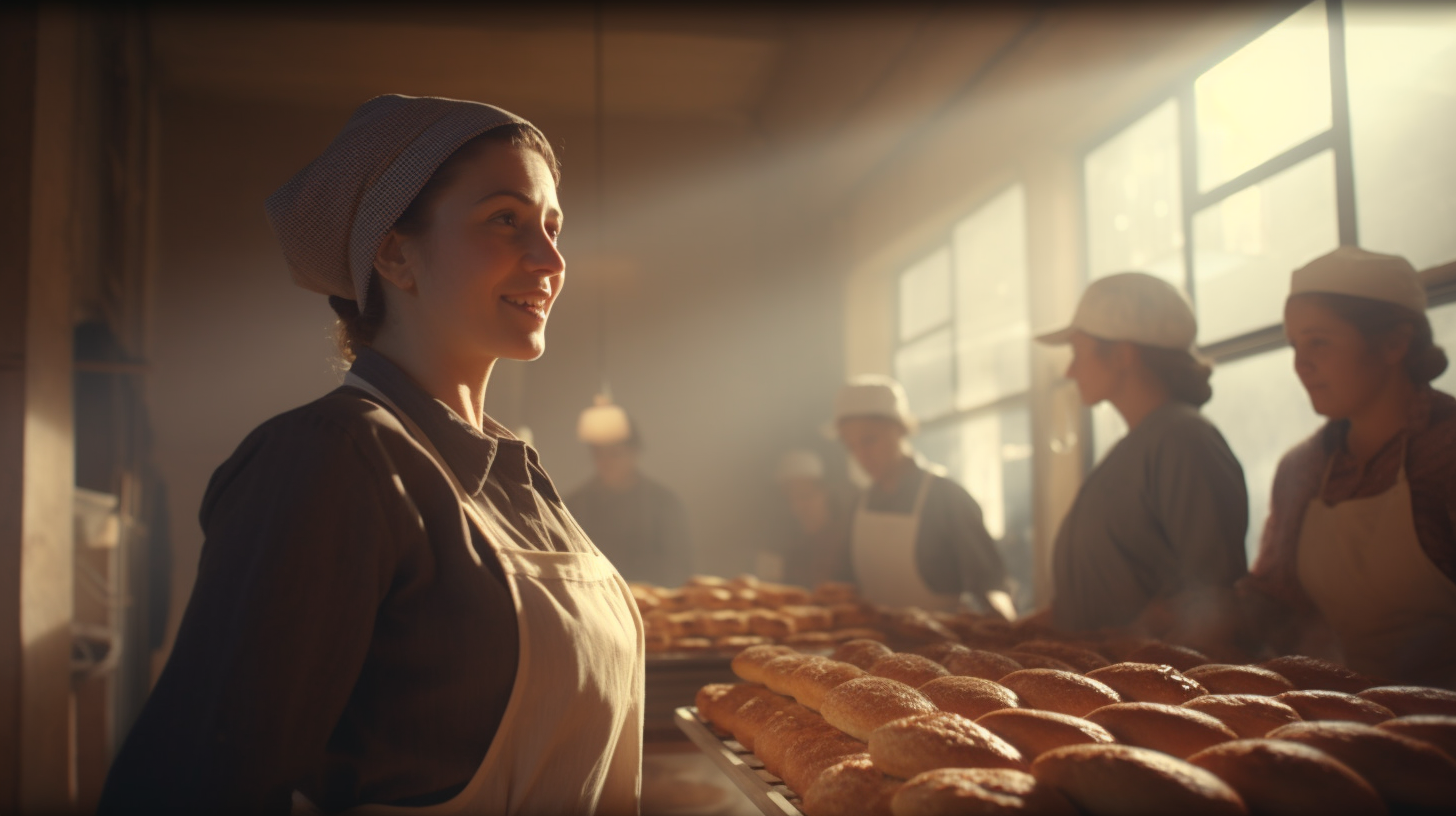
[
  {"left": 331, "top": 123, "right": 561, "bottom": 362},
  {"left": 1095, "top": 338, "right": 1214, "bottom": 407},
  {"left": 1294, "top": 292, "right": 1448, "bottom": 384}
]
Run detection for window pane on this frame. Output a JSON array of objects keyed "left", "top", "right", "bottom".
[
  {"left": 1091, "top": 402, "right": 1128, "bottom": 465},
  {"left": 1346, "top": 2, "right": 1456, "bottom": 270},
  {"left": 1192, "top": 150, "right": 1340, "bottom": 343},
  {"left": 914, "top": 405, "right": 1035, "bottom": 610},
  {"left": 895, "top": 327, "right": 954, "bottom": 420},
  {"left": 1430, "top": 301, "right": 1456, "bottom": 397},
  {"left": 1085, "top": 99, "right": 1185, "bottom": 285},
  {"left": 899, "top": 249, "right": 952, "bottom": 341},
  {"left": 1201, "top": 348, "right": 1321, "bottom": 563},
  {"left": 1195, "top": 1, "right": 1332, "bottom": 191},
  {"left": 954, "top": 185, "right": 1030, "bottom": 409}
]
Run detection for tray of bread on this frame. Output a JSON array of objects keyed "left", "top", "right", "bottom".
[
  {"left": 686, "top": 634, "right": 1456, "bottom": 816},
  {"left": 635, "top": 575, "right": 975, "bottom": 659}
]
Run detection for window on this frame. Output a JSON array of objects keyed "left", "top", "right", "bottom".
[
  {"left": 894, "top": 185, "right": 1035, "bottom": 609},
  {"left": 1083, "top": 0, "right": 1456, "bottom": 556}
]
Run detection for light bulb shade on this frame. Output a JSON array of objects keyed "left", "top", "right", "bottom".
[{"left": 578, "top": 402, "right": 632, "bottom": 445}]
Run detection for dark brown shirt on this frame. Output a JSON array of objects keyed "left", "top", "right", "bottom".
[{"left": 100, "top": 349, "right": 585, "bottom": 814}]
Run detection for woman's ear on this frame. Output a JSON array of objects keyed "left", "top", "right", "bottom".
[{"left": 373, "top": 229, "right": 418, "bottom": 294}]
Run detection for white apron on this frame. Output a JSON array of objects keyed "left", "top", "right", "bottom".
[
  {"left": 850, "top": 473, "right": 957, "bottom": 612},
  {"left": 1297, "top": 451, "right": 1456, "bottom": 685},
  {"left": 320, "top": 372, "right": 645, "bottom": 816}
]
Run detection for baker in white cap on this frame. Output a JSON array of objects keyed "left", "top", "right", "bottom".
[
  {"left": 832, "top": 375, "right": 1015, "bottom": 618},
  {"left": 1034, "top": 273, "right": 1249, "bottom": 655},
  {"left": 100, "top": 96, "right": 643, "bottom": 815},
  {"left": 1245, "top": 246, "right": 1456, "bottom": 686}
]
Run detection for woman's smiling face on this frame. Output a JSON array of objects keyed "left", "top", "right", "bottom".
[{"left": 384, "top": 140, "right": 565, "bottom": 364}]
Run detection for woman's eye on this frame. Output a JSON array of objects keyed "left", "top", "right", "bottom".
[{"left": 492, "top": 211, "right": 517, "bottom": 227}]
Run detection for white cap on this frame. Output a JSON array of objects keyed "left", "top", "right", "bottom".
[
  {"left": 1035, "top": 272, "right": 1196, "bottom": 350},
  {"left": 775, "top": 449, "right": 824, "bottom": 482},
  {"left": 1290, "top": 246, "right": 1425, "bottom": 313},
  {"left": 577, "top": 394, "right": 632, "bottom": 445},
  {"left": 833, "top": 375, "right": 916, "bottom": 431}
]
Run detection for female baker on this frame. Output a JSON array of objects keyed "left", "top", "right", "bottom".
[
  {"left": 1245, "top": 247, "right": 1456, "bottom": 687},
  {"left": 98, "top": 95, "right": 644, "bottom": 815},
  {"left": 1034, "top": 273, "right": 1249, "bottom": 656}
]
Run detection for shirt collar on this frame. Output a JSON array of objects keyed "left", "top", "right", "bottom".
[{"left": 1320, "top": 385, "right": 1436, "bottom": 454}]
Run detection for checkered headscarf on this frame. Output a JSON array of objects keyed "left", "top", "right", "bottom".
[{"left": 265, "top": 94, "right": 541, "bottom": 306}]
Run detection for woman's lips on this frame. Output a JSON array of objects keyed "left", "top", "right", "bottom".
[{"left": 502, "top": 295, "right": 547, "bottom": 320}]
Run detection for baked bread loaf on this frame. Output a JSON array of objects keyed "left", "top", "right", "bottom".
[
  {"left": 829, "top": 602, "right": 876, "bottom": 629},
  {"left": 715, "top": 635, "right": 773, "bottom": 650},
  {"left": 788, "top": 659, "right": 868, "bottom": 711},
  {"left": 781, "top": 733, "right": 870, "bottom": 796},
  {"left": 784, "top": 631, "right": 838, "bottom": 648},
  {"left": 889, "top": 767, "right": 1077, "bottom": 816},
  {"left": 820, "top": 676, "right": 939, "bottom": 742},
  {"left": 747, "top": 609, "right": 796, "bottom": 639},
  {"left": 913, "top": 642, "right": 970, "bottom": 665},
  {"left": 1183, "top": 663, "right": 1296, "bottom": 696},
  {"left": 885, "top": 611, "right": 960, "bottom": 644},
  {"left": 801, "top": 755, "right": 901, "bottom": 816},
  {"left": 919, "top": 676, "right": 1019, "bottom": 720},
  {"left": 756, "top": 582, "right": 813, "bottom": 608},
  {"left": 754, "top": 704, "right": 836, "bottom": 777},
  {"left": 730, "top": 644, "right": 797, "bottom": 684},
  {"left": 730, "top": 692, "right": 794, "bottom": 751},
  {"left": 1086, "top": 662, "right": 1208, "bottom": 705},
  {"left": 1267, "top": 720, "right": 1456, "bottom": 813},
  {"left": 760, "top": 653, "right": 824, "bottom": 695},
  {"left": 702, "top": 609, "right": 749, "bottom": 637},
  {"left": 1125, "top": 642, "right": 1211, "bottom": 672},
  {"left": 997, "top": 669, "right": 1122, "bottom": 718},
  {"left": 1274, "top": 690, "right": 1394, "bottom": 725},
  {"left": 1030, "top": 743, "right": 1247, "bottom": 816},
  {"left": 832, "top": 627, "right": 887, "bottom": 643},
  {"left": 975, "top": 709, "right": 1115, "bottom": 759},
  {"left": 1358, "top": 685, "right": 1456, "bottom": 717},
  {"left": 781, "top": 604, "right": 835, "bottom": 631},
  {"left": 870, "top": 654, "right": 952, "bottom": 689},
  {"left": 1002, "top": 651, "right": 1078, "bottom": 673},
  {"left": 1186, "top": 738, "right": 1386, "bottom": 816},
  {"left": 697, "top": 683, "right": 778, "bottom": 735},
  {"left": 1260, "top": 655, "right": 1377, "bottom": 693},
  {"left": 868, "top": 712, "right": 1025, "bottom": 779},
  {"left": 675, "top": 636, "right": 713, "bottom": 652},
  {"left": 1377, "top": 714, "right": 1456, "bottom": 761},
  {"left": 813, "top": 581, "right": 859, "bottom": 605},
  {"left": 832, "top": 638, "right": 895, "bottom": 669},
  {"left": 1084, "top": 702, "right": 1238, "bottom": 759},
  {"left": 1181, "top": 694, "right": 1303, "bottom": 739},
  {"left": 1014, "top": 640, "right": 1112, "bottom": 673},
  {"left": 944, "top": 649, "right": 1024, "bottom": 682}
]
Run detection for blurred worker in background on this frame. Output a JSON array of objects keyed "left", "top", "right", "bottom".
[
  {"left": 1246, "top": 247, "right": 1456, "bottom": 687},
  {"left": 568, "top": 396, "right": 693, "bottom": 587},
  {"left": 771, "top": 448, "right": 856, "bottom": 587},
  {"left": 833, "top": 376, "right": 1015, "bottom": 618},
  {"left": 1034, "top": 272, "right": 1249, "bottom": 657}
]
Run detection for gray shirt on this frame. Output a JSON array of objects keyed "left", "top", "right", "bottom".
[
  {"left": 567, "top": 475, "right": 693, "bottom": 587},
  {"left": 1052, "top": 401, "right": 1248, "bottom": 632}
]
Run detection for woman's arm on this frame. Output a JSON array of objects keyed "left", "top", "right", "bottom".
[{"left": 98, "top": 409, "right": 408, "bottom": 815}]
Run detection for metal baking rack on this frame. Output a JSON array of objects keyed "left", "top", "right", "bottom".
[{"left": 673, "top": 706, "right": 805, "bottom": 816}]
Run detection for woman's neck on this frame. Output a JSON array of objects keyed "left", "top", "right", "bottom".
[
  {"left": 1344, "top": 375, "right": 1417, "bottom": 464},
  {"left": 370, "top": 330, "right": 496, "bottom": 431}
]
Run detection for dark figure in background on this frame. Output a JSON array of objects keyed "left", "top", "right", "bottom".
[{"left": 567, "top": 408, "right": 693, "bottom": 587}]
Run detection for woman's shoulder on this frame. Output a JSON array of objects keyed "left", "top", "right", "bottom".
[{"left": 242, "top": 385, "right": 412, "bottom": 451}]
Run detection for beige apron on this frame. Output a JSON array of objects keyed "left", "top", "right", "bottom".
[
  {"left": 850, "top": 473, "right": 957, "bottom": 612},
  {"left": 326, "top": 372, "right": 645, "bottom": 816},
  {"left": 1297, "top": 449, "right": 1456, "bottom": 685}
]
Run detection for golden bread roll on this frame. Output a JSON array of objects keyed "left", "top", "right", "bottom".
[
  {"left": 870, "top": 654, "right": 952, "bottom": 688},
  {"left": 1084, "top": 702, "right": 1238, "bottom": 758},
  {"left": 695, "top": 683, "right": 735, "bottom": 727},
  {"left": 802, "top": 754, "right": 901, "bottom": 816},
  {"left": 832, "top": 638, "right": 896, "bottom": 669},
  {"left": 665, "top": 611, "right": 705, "bottom": 638},
  {"left": 630, "top": 584, "right": 661, "bottom": 614},
  {"left": 1377, "top": 715, "right": 1456, "bottom": 761},
  {"left": 958, "top": 618, "right": 1020, "bottom": 650},
  {"left": 997, "top": 669, "right": 1122, "bottom": 718},
  {"left": 747, "top": 609, "right": 796, "bottom": 639},
  {"left": 889, "top": 767, "right": 1077, "bottom": 816},
  {"left": 644, "top": 630, "right": 673, "bottom": 652},
  {"left": 715, "top": 635, "right": 772, "bottom": 650},
  {"left": 1358, "top": 685, "right": 1456, "bottom": 717},
  {"left": 975, "top": 709, "right": 1115, "bottom": 759},
  {"left": 1187, "top": 738, "right": 1387, "bottom": 816},
  {"left": 727, "top": 589, "right": 758, "bottom": 610},
  {"left": 1182, "top": 694, "right": 1303, "bottom": 739},
  {"left": 728, "top": 573, "right": 760, "bottom": 590},
  {"left": 731, "top": 644, "right": 798, "bottom": 684},
  {"left": 781, "top": 733, "right": 870, "bottom": 796},
  {"left": 919, "top": 676, "right": 1020, "bottom": 720},
  {"left": 687, "top": 574, "right": 731, "bottom": 588},
  {"left": 1266, "top": 720, "right": 1456, "bottom": 813},
  {"left": 754, "top": 704, "right": 834, "bottom": 776},
  {"left": 730, "top": 692, "right": 794, "bottom": 751},
  {"left": 813, "top": 581, "right": 859, "bottom": 605},
  {"left": 697, "top": 683, "right": 777, "bottom": 735},
  {"left": 761, "top": 653, "right": 826, "bottom": 695},
  {"left": 702, "top": 609, "right": 749, "bottom": 637},
  {"left": 674, "top": 636, "right": 713, "bottom": 652},
  {"left": 1001, "top": 651, "right": 1078, "bottom": 673},
  {"left": 1086, "top": 662, "right": 1209, "bottom": 705},
  {"left": 1031, "top": 743, "right": 1246, "bottom": 816},
  {"left": 832, "top": 627, "right": 887, "bottom": 643},
  {"left": 1260, "top": 655, "right": 1377, "bottom": 693},
  {"left": 886, "top": 611, "right": 961, "bottom": 644},
  {"left": 683, "top": 585, "right": 735, "bottom": 610},
  {"left": 913, "top": 642, "right": 971, "bottom": 665},
  {"left": 1274, "top": 690, "right": 1394, "bottom": 725},
  {"left": 1126, "top": 642, "right": 1211, "bottom": 672},
  {"left": 782, "top": 604, "right": 836, "bottom": 632},
  {"left": 1183, "top": 663, "right": 1296, "bottom": 696},
  {"left": 784, "top": 631, "right": 838, "bottom": 648},
  {"left": 788, "top": 659, "right": 868, "bottom": 712},
  {"left": 868, "top": 712, "right": 1024, "bottom": 779},
  {"left": 830, "top": 602, "right": 877, "bottom": 629},
  {"left": 757, "top": 582, "right": 813, "bottom": 608},
  {"left": 944, "top": 649, "right": 1024, "bottom": 681},
  {"left": 1014, "top": 640, "right": 1112, "bottom": 673},
  {"left": 821, "top": 676, "right": 939, "bottom": 742},
  {"left": 654, "top": 587, "right": 689, "bottom": 612}
]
